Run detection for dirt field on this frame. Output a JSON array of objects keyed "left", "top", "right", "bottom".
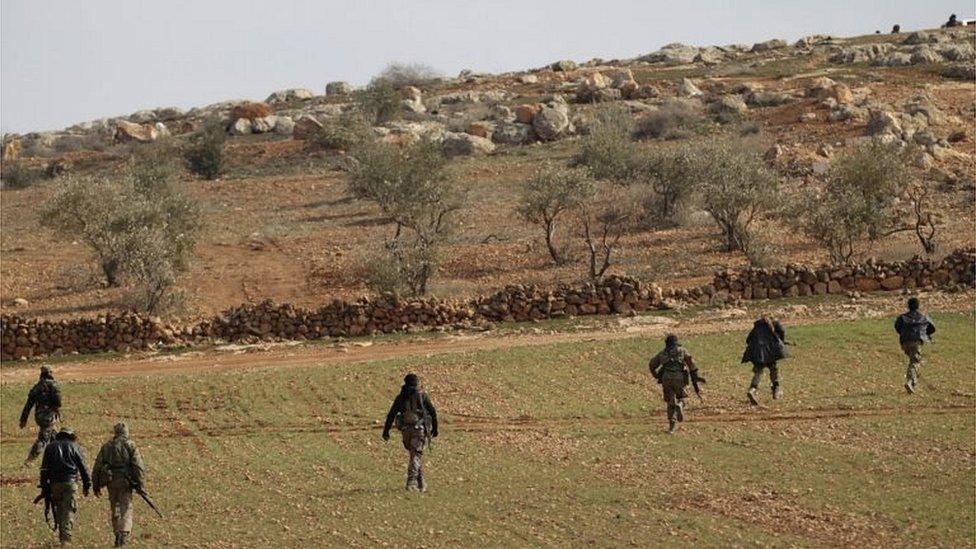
[{"left": 1, "top": 295, "right": 973, "bottom": 547}]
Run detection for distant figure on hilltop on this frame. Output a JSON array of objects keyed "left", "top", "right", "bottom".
[
  {"left": 891, "top": 24, "right": 901, "bottom": 33},
  {"left": 943, "top": 14, "right": 961, "bottom": 27}
]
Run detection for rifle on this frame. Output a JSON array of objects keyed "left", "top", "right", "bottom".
[
  {"left": 690, "top": 372, "right": 706, "bottom": 403},
  {"left": 131, "top": 482, "right": 163, "bottom": 518},
  {"left": 32, "top": 484, "right": 57, "bottom": 533}
]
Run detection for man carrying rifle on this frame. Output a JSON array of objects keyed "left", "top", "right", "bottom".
[
  {"left": 39, "top": 427, "right": 91, "bottom": 546},
  {"left": 649, "top": 334, "right": 705, "bottom": 435},
  {"left": 382, "top": 373, "right": 439, "bottom": 492},
  {"left": 92, "top": 422, "right": 147, "bottom": 547}
]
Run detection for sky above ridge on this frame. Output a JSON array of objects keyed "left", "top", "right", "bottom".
[{"left": 0, "top": 0, "right": 967, "bottom": 133}]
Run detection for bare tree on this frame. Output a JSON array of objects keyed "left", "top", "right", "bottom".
[
  {"left": 576, "top": 186, "right": 639, "bottom": 280},
  {"left": 517, "top": 164, "right": 595, "bottom": 265}
]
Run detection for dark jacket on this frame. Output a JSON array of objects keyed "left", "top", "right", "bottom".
[
  {"left": 895, "top": 311, "right": 936, "bottom": 344},
  {"left": 741, "top": 318, "right": 788, "bottom": 365},
  {"left": 383, "top": 385, "right": 438, "bottom": 437},
  {"left": 20, "top": 378, "right": 61, "bottom": 426},
  {"left": 40, "top": 436, "right": 91, "bottom": 489}
]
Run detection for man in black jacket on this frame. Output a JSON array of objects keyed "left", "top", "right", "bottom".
[
  {"left": 382, "top": 373, "right": 438, "bottom": 492},
  {"left": 742, "top": 316, "right": 788, "bottom": 405},
  {"left": 40, "top": 428, "right": 92, "bottom": 546},
  {"left": 895, "top": 297, "right": 936, "bottom": 394}
]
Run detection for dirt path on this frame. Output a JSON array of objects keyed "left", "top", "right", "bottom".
[{"left": 2, "top": 292, "right": 971, "bottom": 383}]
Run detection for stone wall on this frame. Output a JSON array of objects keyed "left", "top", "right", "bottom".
[{"left": 2, "top": 250, "right": 973, "bottom": 361}]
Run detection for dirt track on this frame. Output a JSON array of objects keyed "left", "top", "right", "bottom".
[{"left": 2, "top": 292, "right": 972, "bottom": 383}]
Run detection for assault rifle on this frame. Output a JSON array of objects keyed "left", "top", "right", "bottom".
[
  {"left": 132, "top": 482, "right": 163, "bottom": 518},
  {"left": 32, "top": 484, "right": 57, "bottom": 533}
]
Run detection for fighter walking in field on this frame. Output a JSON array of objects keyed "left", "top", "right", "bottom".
[
  {"left": 20, "top": 365, "right": 62, "bottom": 464},
  {"left": 648, "top": 334, "right": 705, "bottom": 435},
  {"left": 39, "top": 428, "right": 92, "bottom": 546},
  {"left": 93, "top": 422, "right": 147, "bottom": 546},
  {"left": 382, "top": 373, "right": 439, "bottom": 491},
  {"left": 894, "top": 297, "right": 936, "bottom": 394}
]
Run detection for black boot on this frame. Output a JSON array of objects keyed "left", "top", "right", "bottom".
[
  {"left": 772, "top": 383, "right": 782, "bottom": 400},
  {"left": 114, "top": 532, "right": 121, "bottom": 547},
  {"left": 668, "top": 420, "right": 677, "bottom": 434},
  {"left": 118, "top": 532, "right": 129, "bottom": 546},
  {"left": 747, "top": 386, "right": 760, "bottom": 406}
]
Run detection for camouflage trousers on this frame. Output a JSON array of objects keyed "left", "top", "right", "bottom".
[
  {"left": 749, "top": 362, "right": 779, "bottom": 389},
  {"left": 902, "top": 341, "right": 923, "bottom": 385},
  {"left": 27, "top": 418, "right": 58, "bottom": 462},
  {"left": 107, "top": 478, "right": 134, "bottom": 534},
  {"left": 660, "top": 371, "right": 688, "bottom": 422},
  {"left": 400, "top": 425, "right": 427, "bottom": 490},
  {"left": 50, "top": 481, "right": 78, "bottom": 544}
]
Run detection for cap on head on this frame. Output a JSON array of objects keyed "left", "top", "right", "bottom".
[
  {"left": 114, "top": 422, "right": 129, "bottom": 437},
  {"left": 907, "top": 297, "right": 920, "bottom": 311},
  {"left": 404, "top": 373, "right": 419, "bottom": 387},
  {"left": 56, "top": 428, "right": 76, "bottom": 440},
  {"left": 40, "top": 365, "right": 53, "bottom": 379},
  {"left": 665, "top": 334, "right": 679, "bottom": 348}
]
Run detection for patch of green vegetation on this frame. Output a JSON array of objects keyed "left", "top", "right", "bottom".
[{"left": 2, "top": 314, "right": 972, "bottom": 546}]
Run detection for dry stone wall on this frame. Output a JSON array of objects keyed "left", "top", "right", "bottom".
[{"left": 2, "top": 251, "right": 973, "bottom": 361}]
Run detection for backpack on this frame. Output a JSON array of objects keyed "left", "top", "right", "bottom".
[{"left": 395, "top": 388, "right": 429, "bottom": 431}]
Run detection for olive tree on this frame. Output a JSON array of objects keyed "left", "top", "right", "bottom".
[
  {"left": 348, "top": 138, "right": 462, "bottom": 295},
  {"left": 695, "top": 139, "right": 778, "bottom": 252},
  {"left": 574, "top": 106, "right": 636, "bottom": 181},
  {"left": 42, "top": 146, "right": 204, "bottom": 313},
  {"left": 517, "top": 164, "right": 595, "bottom": 265},
  {"left": 795, "top": 139, "right": 931, "bottom": 262},
  {"left": 576, "top": 184, "right": 641, "bottom": 280}
]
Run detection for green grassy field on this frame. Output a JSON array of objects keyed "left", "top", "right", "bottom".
[{"left": 1, "top": 313, "right": 974, "bottom": 547}]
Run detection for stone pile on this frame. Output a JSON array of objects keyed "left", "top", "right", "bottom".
[
  {"left": 671, "top": 248, "right": 975, "bottom": 304},
  {"left": 0, "top": 313, "right": 181, "bottom": 360}
]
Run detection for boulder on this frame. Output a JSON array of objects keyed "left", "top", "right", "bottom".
[
  {"left": 550, "top": 60, "right": 578, "bottom": 72},
  {"left": 292, "top": 115, "right": 323, "bottom": 140},
  {"left": 747, "top": 91, "right": 792, "bottom": 107},
  {"left": 514, "top": 104, "right": 540, "bottom": 124},
  {"left": 794, "top": 34, "right": 831, "bottom": 48},
  {"left": 576, "top": 72, "right": 611, "bottom": 102},
  {"left": 629, "top": 84, "right": 660, "bottom": 99},
  {"left": 910, "top": 46, "right": 944, "bottom": 64},
  {"left": 709, "top": 95, "right": 748, "bottom": 115},
  {"left": 879, "top": 52, "right": 913, "bottom": 67},
  {"left": 695, "top": 46, "right": 726, "bottom": 64},
  {"left": 489, "top": 104, "right": 515, "bottom": 122},
  {"left": 751, "top": 38, "right": 788, "bottom": 52},
  {"left": 2, "top": 139, "right": 22, "bottom": 161},
  {"left": 129, "top": 109, "right": 157, "bottom": 124},
  {"left": 641, "top": 43, "right": 699, "bottom": 65},
  {"left": 229, "top": 118, "right": 253, "bottom": 136},
  {"left": 465, "top": 121, "right": 493, "bottom": 139},
  {"left": 11, "top": 297, "right": 29, "bottom": 307},
  {"left": 608, "top": 69, "right": 636, "bottom": 89},
  {"left": 114, "top": 120, "right": 158, "bottom": 143},
  {"left": 441, "top": 132, "right": 496, "bottom": 157},
  {"left": 532, "top": 105, "right": 570, "bottom": 141},
  {"left": 251, "top": 116, "right": 276, "bottom": 133},
  {"left": 806, "top": 77, "right": 854, "bottom": 104},
  {"left": 518, "top": 74, "right": 539, "bottom": 84},
  {"left": 325, "top": 81, "right": 353, "bottom": 96},
  {"left": 491, "top": 122, "right": 534, "bottom": 145},
  {"left": 942, "top": 63, "right": 976, "bottom": 80},
  {"left": 272, "top": 116, "right": 295, "bottom": 136},
  {"left": 154, "top": 107, "right": 186, "bottom": 121},
  {"left": 938, "top": 43, "right": 975, "bottom": 61},
  {"left": 400, "top": 86, "right": 426, "bottom": 113},
  {"left": 677, "top": 78, "right": 703, "bottom": 97},
  {"left": 902, "top": 31, "right": 944, "bottom": 45},
  {"left": 265, "top": 88, "right": 315, "bottom": 104},
  {"left": 831, "top": 43, "right": 894, "bottom": 64},
  {"left": 881, "top": 276, "right": 904, "bottom": 290}
]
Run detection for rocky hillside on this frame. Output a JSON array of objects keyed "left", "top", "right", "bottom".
[{"left": 1, "top": 25, "right": 974, "bottom": 321}]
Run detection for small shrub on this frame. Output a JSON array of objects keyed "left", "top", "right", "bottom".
[
  {"left": 229, "top": 102, "right": 271, "bottom": 120},
  {"left": 574, "top": 106, "right": 636, "bottom": 181},
  {"left": 355, "top": 79, "right": 402, "bottom": 125},
  {"left": 0, "top": 161, "right": 36, "bottom": 189},
  {"left": 185, "top": 119, "right": 226, "bottom": 180},
  {"left": 738, "top": 121, "right": 762, "bottom": 136},
  {"left": 633, "top": 99, "right": 708, "bottom": 140},
  {"left": 374, "top": 62, "right": 443, "bottom": 89},
  {"left": 312, "top": 114, "right": 372, "bottom": 151},
  {"left": 630, "top": 144, "right": 701, "bottom": 226}
]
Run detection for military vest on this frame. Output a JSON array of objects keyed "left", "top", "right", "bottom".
[
  {"left": 100, "top": 437, "right": 136, "bottom": 479},
  {"left": 32, "top": 380, "right": 60, "bottom": 423},
  {"left": 657, "top": 346, "right": 689, "bottom": 375}
]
